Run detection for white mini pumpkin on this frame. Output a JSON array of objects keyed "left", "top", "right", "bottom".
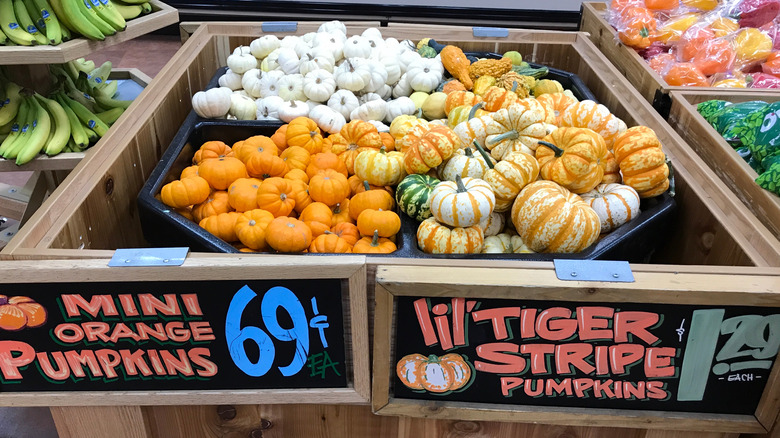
[
  {"left": 376, "top": 84, "right": 393, "bottom": 100},
  {"left": 227, "top": 51, "right": 257, "bottom": 74},
  {"left": 398, "top": 50, "right": 422, "bottom": 75},
  {"left": 260, "top": 49, "right": 281, "bottom": 72},
  {"left": 367, "top": 120, "right": 390, "bottom": 132},
  {"left": 392, "top": 73, "right": 413, "bottom": 98},
  {"left": 479, "top": 211, "right": 505, "bottom": 237},
  {"left": 256, "top": 95, "right": 284, "bottom": 120},
  {"left": 232, "top": 45, "right": 251, "bottom": 56},
  {"left": 218, "top": 68, "right": 243, "bottom": 91},
  {"left": 384, "top": 96, "right": 416, "bottom": 123},
  {"left": 293, "top": 39, "right": 312, "bottom": 59},
  {"left": 379, "top": 52, "right": 402, "bottom": 85},
  {"left": 580, "top": 183, "right": 641, "bottom": 233},
  {"left": 280, "top": 35, "right": 302, "bottom": 49},
  {"left": 192, "top": 87, "right": 232, "bottom": 119},
  {"left": 303, "top": 69, "right": 336, "bottom": 102},
  {"left": 482, "top": 233, "right": 513, "bottom": 253},
  {"left": 249, "top": 35, "right": 280, "bottom": 59},
  {"left": 327, "top": 89, "right": 359, "bottom": 120},
  {"left": 240, "top": 69, "right": 264, "bottom": 98},
  {"left": 334, "top": 58, "right": 371, "bottom": 92},
  {"left": 258, "top": 70, "right": 285, "bottom": 97},
  {"left": 318, "top": 20, "right": 346, "bottom": 35},
  {"left": 309, "top": 104, "right": 346, "bottom": 134},
  {"left": 275, "top": 48, "right": 300, "bottom": 75},
  {"left": 359, "top": 92, "right": 383, "bottom": 104},
  {"left": 229, "top": 93, "right": 257, "bottom": 120},
  {"left": 312, "top": 33, "right": 345, "bottom": 61},
  {"left": 277, "top": 74, "right": 306, "bottom": 101},
  {"left": 342, "top": 35, "right": 372, "bottom": 59},
  {"left": 359, "top": 59, "right": 389, "bottom": 93},
  {"left": 350, "top": 99, "right": 387, "bottom": 122},
  {"left": 406, "top": 58, "right": 444, "bottom": 93},
  {"left": 278, "top": 100, "right": 310, "bottom": 122},
  {"left": 299, "top": 51, "right": 335, "bottom": 75}
]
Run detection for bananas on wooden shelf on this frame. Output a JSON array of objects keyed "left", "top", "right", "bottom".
[
  {"left": 0, "top": 0, "right": 152, "bottom": 45},
  {"left": 0, "top": 59, "right": 134, "bottom": 165}
]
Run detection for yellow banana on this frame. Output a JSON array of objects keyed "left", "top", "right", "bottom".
[
  {"left": 0, "top": 82, "right": 24, "bottom": 126},
  {"left": 15, "top": 94, "right": 51, "bottom": 165},
  {"left": 35, "top": 94, "right": 70, "bottom": 156}
]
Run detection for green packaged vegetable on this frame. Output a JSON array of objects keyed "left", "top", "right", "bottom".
[{"left": 697, "top": 100, "right": 731, "bottom": 125}]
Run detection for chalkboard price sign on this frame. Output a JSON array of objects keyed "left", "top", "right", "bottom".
[
  {"left": 372, "top": 265, "right": 780, "bottom": 433},
  {"left": 0, "top": 257, "right": 369, "bottom": 406}
]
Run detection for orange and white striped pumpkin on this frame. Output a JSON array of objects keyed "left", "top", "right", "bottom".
[
  {"left": 482, "top": 151, "right": 540, "bottom": 212},
  {"left": 511, "top": 180, "right": 600, "bottom": 253},
  {"left": 560, "top": 100, "right": 627, "bottom": 147},
  {"left": 536, "top": 92, "right": 577, "bottom": 125},
  {"left": 580, "top": 183, "right": 641, "bottom": 233},
  {"left": 430, "top": 176, "right": 495, "bottom": 227},
  {"left": 453, "top": 114, "right": 493, "bottom": 151},
  {"left": 417, "top": 217, "right": 484, "bottom": 254},
  {"left": 485, "top": 99, "right": 555, "bottom": 160},
  {"left": 479, "top": 211, "right": 505, "bottom": 237},
  {"left": 439, "top": 145, "right": 494, "bottom": 182}
]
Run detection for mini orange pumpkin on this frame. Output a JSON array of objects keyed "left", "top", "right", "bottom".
[
  {"left": 256, "top": 178, "right": 297, "bottom": 217},
  {"left": 349, "top": 183, "right": 395, "bottom": 221},
  {"left": 197, "top": 157, "right": 248, "bottom": 190},
  {"left": 284, "top": 168, "right": 309, "bottom": 183},
  {"left": 181, "top": 165, "right": 200, "bottom": 179},
  {"left": 234, "top": 209, "right": 275, "bottom": 250},
  {"left": 228, "top": 178, "right": 263, "bottom": 212},
  {"left": 288, "top": 180, "right": 312, "bottom": 214},
  {"left": 192, "top": 190, "right": 232, "bottom": 222},
  {"left": 193, "top": 141, "right": 232, "bottom": 164},
  {"left": 352, "top": 230, "right": 397, "bottom": 253},
  {"left": 199, "top": 211, "right": 241, "bottom": 242},
  {"left": 309, "top": 169, "right": 350, "bottom": 206},
  {"left": 307, "top": 152, "right": 349, "bottom": 179},
  {"left": 330, "top": 222, "right": 360, "bottom": 245},
  {"left": 330, "top": 120, "right": 383, "bottom": 174},
  {"left": 245, "top": 151, "right": 288, "bottom": 179},
  {"left": 331, "top": 199, "right": 352, "bottom": 225},
  {"left": 348, "top": 176, "right": 393, "bottom": 197},
  {"left": 160, "top": 176, "right": 211, "bottom": 209},
  {"left": 235, "top": 136, "right": 278, "bottom": 162},
  {"left": 357, "top": 209, "right": 401, "bottom": 238},
  {"left": 270, "top": 125, "right": 288, "bottom": 151},
  {"left": 265, "top": 217, "right": 312, "bottom": 252},
  {"left": 309, "top": 233, "right": 352, "bottom": 253},
  {"left": 300, "top": 202, "right": 334, "bottom": 237},
  {"left": 286, "top": 117, "right": 323, "bottom": 154},
  {"left": 280, "top": 146, "right": 311, "bottom": 172}
]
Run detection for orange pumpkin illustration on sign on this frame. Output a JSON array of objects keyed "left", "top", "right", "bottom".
[
  {"left": 396, "top": 353, "right": 472, "bottom": 393},
  {"left": 0, "top": 295, "right": 47, "bottom": 331}
]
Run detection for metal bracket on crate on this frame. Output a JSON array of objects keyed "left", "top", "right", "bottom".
[
  {"left": 108, "top": 247, "right": 189, "bottom": 267},
  {"left": 261, "top": 22, "right": 298, "bottom": 33},
  {"left": 553, "top": 259, "right": 635, "bottom": 283},
  {"left": 472, "top": 27, "right": 509, "bottom": 38}
]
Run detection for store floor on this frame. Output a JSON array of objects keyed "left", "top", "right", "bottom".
[{"left": 0, "top": 33, "right": 182, "bottom": 438}]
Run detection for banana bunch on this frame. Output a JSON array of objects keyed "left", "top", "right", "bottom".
[
  {"left": 0, "top": 0, "right": 152, "bottom": 45},
  {"left": 0, "top": 58, "right": 134, "bottom": 165}
]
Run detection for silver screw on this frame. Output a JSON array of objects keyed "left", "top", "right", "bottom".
[
  {"left": 613, "top": 273, "right": 619, "bottom": 278},
  {"left": 163, "top": 259, "right": 169, "bottom": 263},
  {"left": 571, "top": 272, "right": 577, "bottom": 277},
  {"left": 125, "top": 259, "right": 131, "bottom": 263}
]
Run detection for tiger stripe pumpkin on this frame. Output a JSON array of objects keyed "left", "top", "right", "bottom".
[
  {"left": 416, "top": 217, "right": 484, "bottom": 254},
  {"left": 560, "top": 100, "right": 627, "bottom": 147},
  {"left": 580, "top": 183, "right": 641, "bottom": 233},
  {"left": 430, "top": 176, "right": 496, "bottom": 228}
]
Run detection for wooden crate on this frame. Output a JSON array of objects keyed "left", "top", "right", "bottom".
[
  {"left": 580, "top": 2, "right": 780, "bottom": 112},
  {"left": 0, "top": 0, "right": 179, "bottom": 65},
  {"left": 668, "top": 91, "right": 780, "bottom": 241},
  {"left": 2, "top": 22, "right": 780, "bottom": 438}
]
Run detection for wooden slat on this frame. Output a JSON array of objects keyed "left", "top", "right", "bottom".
[
  {"left": 0, "top": 0, "right": 179, "bottom": 65},
  {"left": 50, "top": 406, "right": 152, "bottom": 438},
  {"left": 668, "top": 91, "right": 780, "bottom": 240}
]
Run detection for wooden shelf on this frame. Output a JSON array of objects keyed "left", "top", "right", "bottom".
[{"left": 0, "top": 0, "right": 179, "bottom": 66}]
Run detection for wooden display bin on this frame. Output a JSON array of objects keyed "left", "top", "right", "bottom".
[
  {"left": 579, "top": 2, "right": 780, "bottom": 113},
  {"left": 1, "top": 22, "right": 780, "bottom": 438},
  {"left": 667, "top": 91, "right": 780, "bottom": 241}
]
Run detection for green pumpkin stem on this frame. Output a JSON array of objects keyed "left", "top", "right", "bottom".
[
  {"left": 538, "top": 140, "right": 564, "bottom": 157},
  {"left": 472, "top": 140, "right": 494, "bottom": 169},
  {"left": 379, "top": 146, "right": 387, "bottom": 154},
  {"left": 467, "top": 102, "right": 484, "bottom": 120},
  {"left": 511, "top": 81, "right": 518, "bottom": 93},
  {"left": 363, "top": 180, "right": 371, "bottom": 191},
  {"left": 487, "top": 130, "right": 519, "bottom": 145},
  {"left": 455, "top": 175, "right": 468, "bottom": 193},
  {"left": 414, "top": 108, "right": 423, "bottom": 118},
  {"left": 464, "top": 146, "right": 474, "bottom": 158},
  {"left": 371, "top": 230, "right": 380, "bottom": 246}
]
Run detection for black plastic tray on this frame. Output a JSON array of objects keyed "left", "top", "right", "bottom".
[{"left": 138, "top": 114, "right": 676, "bottom": 261}]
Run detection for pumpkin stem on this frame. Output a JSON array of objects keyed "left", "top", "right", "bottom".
[
  {"left": 464, "top": 146, "right": 474, "bottom": 158},
  {"left": 538, "top": 140, "right": 564, "bottom": 157},
  {"left": 333, "top": 203, "right": 343, "bottom": 214},
  {"left": 379, "top": 146, "right": 387, "bottom": 154},
  {"left": 455, "top": 175, "right": 468, "bottom": 193},
  {"left": 487, "top": 130, "right": 519, "bottom": 145},
  {"left": 467, "top": 102, "right": 484, "bottom": 120},
  {"left": 363, "top": 180, "right": 371, "bottom": 192},
  {"left": 472, "top": 141, "right": 494, "bottom": 169},
  {"left": 511, "top": 81, "right": 518, "bottom": 93},
  {"left": 370, "top": 230, "right": 380, "bottom": 246}
]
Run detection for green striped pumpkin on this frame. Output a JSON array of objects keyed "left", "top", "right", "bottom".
[{"left": 395, "top": 174, "right": 440, "bottom": 222}]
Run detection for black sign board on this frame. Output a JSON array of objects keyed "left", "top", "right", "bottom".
[
  {"left": 0, "top": 258, "right": 369, "bottom": 405},
  {"left": 372, "top": 265, "right": 780, "bottom": 433}
]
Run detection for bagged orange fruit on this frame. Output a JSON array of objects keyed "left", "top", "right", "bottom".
[
  {"left": 692, "top": 38, "right": 736, "bottom": 76},
  {"left": 663, "top": 62, "right": 709, "bottom": 86}
]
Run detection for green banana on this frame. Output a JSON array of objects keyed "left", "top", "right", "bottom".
[
  {"left": 21, "top": 0, "right": 45, "bottom": 35},
  {"left": 94, "top": 93, "right": 131, "bottom": 109},
  {"left": 73, "top": 0, "right": 116, "bottom": 37},
  {"left": 12, "top": 0, "right": 48, "bottom": 45},
  {"left": 0, "top": 82, "right": 23, "bottom": 126},
  {"left": 87, "top": 60, "right": 112, "bottom": 89},
  {"left": 139, "top": 1, "right": 149, "bottom": 13},
  {"left": 31, "top": 0, "right": 62, "bottom": 44},
  {"left": 14, "top": 94, "right": 51, "bottom": 164},
  {"left": 82, "top": 125, "right": 98, "bottom": 143},
  {"left": 59, "top": 20, "right": 70, "bottom": 40},
  {"left": 35, "top": 94, "right": 70, "bottom": 156},
  {"left": 0, "top": 99, "right": 27, "bottom": 157},
  {"left": 91, "top": 0, "right": 125, "bottom": 31},
  {"left": 0, "top": 27, "right": 8, "bottom": 45},
  {"left": 60, "top": 92, "right": 108, "bottom": 138},
  {"left": 0, "top": 96, "right": 34, "bottom": 158},
  {"left": 47, "top": 0, "right": 76, "bottom": 35},
  {"left": 62, "top": 61, "right": 81, "bottom": 82},
  {"left": 0, "top": 0, "right": 37, "bottom": 45},
  {"left": 55, "top": 93, "right": 89, "bottom": 149},
  {"left": 73, "top": 58, "right": 96, "bottom": 73},
  {"left": 109, "top": 0, "right": 140, "bottom": 19},
  {"left": 93, "top": 79, "right": 118, "bottom": 99},
  {"left": 95, "top": 107, "right": 123, "bottom": 124},
  {"left": 65, "top": 87, "right": 96, "bottom": 111},
  {"left": 51, "top": 0, "right": 104, "bottom": 41},
  {"left": 0, "top": 119, "right": 13, "bottom": 135}
]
